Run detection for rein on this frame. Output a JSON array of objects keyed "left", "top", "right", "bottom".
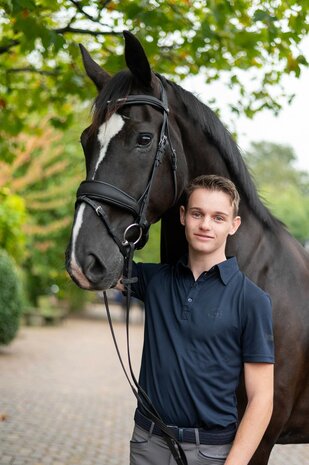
[
  {"left": 75, "top": 79, "right": 187, "bottom": 465},
  {"left": 103, "top": 248, "right": 187, "bottom": 465}
]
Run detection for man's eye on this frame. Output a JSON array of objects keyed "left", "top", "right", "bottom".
[
  {"left": 137, "top": 133, "right": 152, "bottom": 146},
  {"left": 215, "top": 216, "right": 224, "bottom": 222},
  {"left": 192, "top": 212, "right": 201, "bottom": 218}
]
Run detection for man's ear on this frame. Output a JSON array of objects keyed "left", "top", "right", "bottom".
[
  {"left": 229, "top": 216, "right": 241, "bottom": 236},
  {"left": 180, "top": 206, "right": 186, "bottom": 226}
]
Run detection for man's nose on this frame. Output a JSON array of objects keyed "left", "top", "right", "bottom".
[{"left": 200, "top": 216, "right": 211, "bottom": 229}]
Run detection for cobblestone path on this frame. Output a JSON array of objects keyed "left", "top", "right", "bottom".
[{"left": 0, "top": 307, "right": 308, "bottom": 465}]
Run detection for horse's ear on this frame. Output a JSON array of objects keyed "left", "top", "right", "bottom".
[
  {"left": 123, "top": 30, "right": 152, "bottom": 87},
  {"left": 79, "top": 44, "right": 110, "bottom": 91}
]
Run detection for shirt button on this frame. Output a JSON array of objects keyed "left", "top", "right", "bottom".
[{"left": 187, "top": 297, "right": 193, "bottom": 303}]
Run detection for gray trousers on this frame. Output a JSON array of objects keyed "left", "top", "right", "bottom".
[{"left": 130, "top": 425, "right": 232, "bottom": 465}]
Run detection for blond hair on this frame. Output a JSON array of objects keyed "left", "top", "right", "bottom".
[{"left": 183, "top": 175, "right": 240, "bottom": 216}]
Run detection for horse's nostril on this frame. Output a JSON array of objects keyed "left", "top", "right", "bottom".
[{"left": 84, "top": 254, "right": 106, "bottom": 284}]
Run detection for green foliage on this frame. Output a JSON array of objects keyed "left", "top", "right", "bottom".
[
  {"left": 0, "top": 0, "right": 308, "bottom": 159},
  {"left": 0, "top": 117, "right": 85, "bottom": 304},
  {"left": 134, "top": 221, "right": 161, "bottom": 263},
  {"left": 0, "top": 248, "right": 24, "bottom": 345},
  {"left": 0, "top": 188, "right": 27, "bottom": 262},
  {"left": 244, "top": 142, "right": 309, "bottom": 243},
  {"left": 264, "top": 184, "right": 309, "bottom": 242}
]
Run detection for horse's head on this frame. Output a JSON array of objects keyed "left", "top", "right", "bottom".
[{"left": 66, "top": 31, "right": 186, "bottom": 290}]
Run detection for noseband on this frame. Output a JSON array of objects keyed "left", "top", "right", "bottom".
[{"left": 75, "top": 79, "right": 178, "bottom": 256}]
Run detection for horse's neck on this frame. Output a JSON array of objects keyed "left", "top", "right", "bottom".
[
  {"left": 180, "top": 125, "right": 229, "bottom": 178},
  {"left": 227, "top": 204, "right": 275, "bottom": 282},
  {"left": 175, "top": 105, "right": 238, "bottom": 181},
  {"left": 176, "top": 115, "right": 279, "bottom": 278}
]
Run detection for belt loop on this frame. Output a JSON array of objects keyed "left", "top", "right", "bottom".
[
  {"left": 148, "top": 422, "right": 155, "bottom": 439},
  {"left": 179, "top": 428, "right": 184, "bottom": 442},
  {"left": 194, "top": 428, "right": 200, "bottom": 446}
]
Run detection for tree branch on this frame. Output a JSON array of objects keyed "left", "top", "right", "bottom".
[
  {"left": 100, "top": 0, "right": 113, "bottom": 8},
  {"left": 7, "top": 67, "right": 60, "bottom": 76},
  {"left": 0, "top": 25, "right": 121, "bottom": 56},
  {"left": 68, "top": 0, "right": 100, "bottom": 23},
  {"left": 54, "top": 26, "right": 123, "bottom": 36},
  {"left": 0, "top": 40, "right": 20, "bottom": 55}
]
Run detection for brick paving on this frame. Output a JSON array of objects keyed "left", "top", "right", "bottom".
[{"left": 0, "top": 304, "right": 308, "bottom": 465}]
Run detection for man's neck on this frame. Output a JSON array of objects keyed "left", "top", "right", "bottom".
[{"left": 188, "top": 249, "right": 227, "bottom": 280}]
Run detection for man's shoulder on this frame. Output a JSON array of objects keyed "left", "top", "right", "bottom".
[
  {"left": 133, "top": 261, "right": 172, "bottom": 279},
  {"left": 241, "top": 273, "right": 271, "bottom": 306},
  {"left": 133, "top": 261, "right": 171, "bottom": 270}
]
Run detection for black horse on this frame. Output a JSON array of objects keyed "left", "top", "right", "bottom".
[{"left": 66, "top": 31, "right": 309, "bottom": 464}]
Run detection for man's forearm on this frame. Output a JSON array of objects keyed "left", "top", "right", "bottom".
[{"left": 224, "top": 395, "right": 273, "bottom": 465}]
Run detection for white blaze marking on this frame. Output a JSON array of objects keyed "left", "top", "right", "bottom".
[
  {"left": 70, "top": 113, "right": 125, "bottom": 286},
  {"left": 94, "top": 113, "right": 125, "bottom": 177},
  {"left": 70, "top": 203, "right": 91, "bottom": 288}
]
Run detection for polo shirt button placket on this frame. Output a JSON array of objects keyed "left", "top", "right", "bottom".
[
  {"left": 181, "top": 297, "right": 193, "bottom": 320},
  {"left": 181, "top": 296, "right": 193, "bottom": 320}
]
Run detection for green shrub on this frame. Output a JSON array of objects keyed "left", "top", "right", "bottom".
[
  {"left": 0, "top": 249, "right": 24, "bottom": 345},
  {"left": 0, "top": 188, "right": 26, "bottom": 263}
]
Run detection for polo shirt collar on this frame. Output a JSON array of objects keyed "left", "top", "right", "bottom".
[
  {"left": 178, "top": 255, "right": 239, "bottom": 285},
  {"left": 216, "top": 257, "right": 239, "bottom": 285}
]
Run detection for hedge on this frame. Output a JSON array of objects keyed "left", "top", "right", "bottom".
[{"left": 0, "top": 249, "right": 23, "bottom": 345}]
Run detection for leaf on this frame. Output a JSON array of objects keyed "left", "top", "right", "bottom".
[
  {"left": 253, "top": 9, "right": 275, "bottom": 23},
  {"left": 0, "top": 0, "right": 308, "bottom": 146}
]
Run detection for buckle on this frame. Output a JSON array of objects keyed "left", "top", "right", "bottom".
[
  {"left": 167, "top": 425, "right": 179, "bottom": 440},
  {"left": 95, "top": 205, "right": 103, "bottom": 215}
]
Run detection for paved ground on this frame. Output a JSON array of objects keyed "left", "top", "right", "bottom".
[{"left": 0, "top": 303, "right": 308, "bottom": 465}]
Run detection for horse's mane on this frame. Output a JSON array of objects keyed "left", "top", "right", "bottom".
[
  {"left": 160, "top": 75, "right": 282, "bottom": 232},
  {"left": 91, "top": 69, "right": 282, "bottom": 232}
]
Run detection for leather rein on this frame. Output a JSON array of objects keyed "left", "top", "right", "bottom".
[{"left": 75, "top": 80, "right": 188, "bottom": 465}]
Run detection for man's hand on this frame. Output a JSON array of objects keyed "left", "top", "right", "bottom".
[{"left": 115, "top": 279, "right": 125, "bottom": 292}]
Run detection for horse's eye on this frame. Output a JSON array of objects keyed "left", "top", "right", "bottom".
[{"left": 137, "top": 133, "right": 152, "bottom": 146}]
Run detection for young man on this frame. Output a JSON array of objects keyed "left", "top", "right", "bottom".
[{"left": 118, "top": 175, "right": 274, "bottom": 465}]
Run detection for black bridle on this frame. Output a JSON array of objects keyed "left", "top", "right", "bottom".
[
  {"left": 74, "top": 81, "right": 188, "bottom": 465},
  {"left": 75, "top": 79, "right": 178, "bottom": 256}
]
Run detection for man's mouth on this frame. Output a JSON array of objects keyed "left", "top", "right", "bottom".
[{"left": 194, "top": 234, "right": 214, "bottom": 240}]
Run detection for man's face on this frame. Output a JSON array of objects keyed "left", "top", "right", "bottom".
[{"left": 180, "top": 188, "right": 241, "bottom": 258}]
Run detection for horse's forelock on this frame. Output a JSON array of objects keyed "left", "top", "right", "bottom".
[{"left": 90, "top": 70, "right": 134, "bottom": 134}]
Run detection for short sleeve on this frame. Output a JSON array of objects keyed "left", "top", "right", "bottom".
[
  {"left": 242, "top": 283, "right": 275, "bottom": 364},
  {"left": 130, "top": 262, "right": 163, "bottom": 302}
]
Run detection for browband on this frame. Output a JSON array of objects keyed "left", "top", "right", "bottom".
[{"left": 111, "top": 95, "right": 169, "bottom": 114}]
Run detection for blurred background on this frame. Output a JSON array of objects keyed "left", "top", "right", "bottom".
[{"left": 0, "top": 0, "right": 308, "bottom": 343}]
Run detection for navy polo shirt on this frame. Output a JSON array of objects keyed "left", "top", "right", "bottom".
[{"left": 131, "top": 256, "right": 274, "bottom": 429}]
